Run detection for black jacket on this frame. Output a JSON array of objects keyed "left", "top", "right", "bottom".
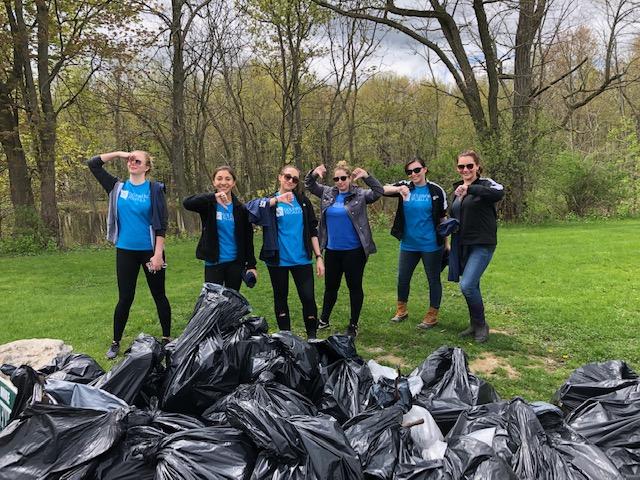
[
  {"left": 246, "top": 191, "right": 318, "bottom": 265},
  {"left": 183, "top": 192, "right": 256, "bottom": 268},
  {"left": 386, "top": 180, "right": 448, "bottom": 246},
  {"left": 449, "top": 177, "right": 504, "bottom": 246}
]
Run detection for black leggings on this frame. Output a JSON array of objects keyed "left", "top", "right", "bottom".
[
  {"left": 267, "top": 264, "right": 317, "bottom": 335},
  {"left": 114, "top": 248, "right": 171, "bottom": 342},
  {"left": 205, "top": 261, "right": 243, "bottom": 291},
  {"left": 321, "top": 247, "right": 367, "bottom": 326}
]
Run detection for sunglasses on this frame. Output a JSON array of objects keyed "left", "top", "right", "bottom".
[
  {"left": 128, "top": 158, "right": 143, "bottom": 166},
  {"left": 405, "top": 167, "right": 423, "bottom": 175},
  {"left": 282, "top": 174, "right": 299, "bottom": 184},
  {"left": 333, "top": 175, "right": 349, "bottom": 182},
  {"left": 457, "top": 163, "right": 475, "bottom": 171}
]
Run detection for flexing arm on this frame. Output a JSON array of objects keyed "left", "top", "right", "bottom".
[{"left": 468, "top": 178, "right": 505, "bottom": 202}]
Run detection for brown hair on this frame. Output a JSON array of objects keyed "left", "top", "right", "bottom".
[
  {"left": 213, "top": 165, "right": 237, "bottom": 181},
  {"left": 456, "top": 150, "right": 483, "bottom": 175},
  {"left": 404, "top": 156, "right": 426, "bottom": 171},
  {"left": 279, "top": 164, "right": 301, "bottom": 192}
]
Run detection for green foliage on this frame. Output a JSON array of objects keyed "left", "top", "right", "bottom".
[
  {"left": 0, "top": 233, "right": 57, "bottom": 255},
  {"left": 546, "top": 150, "right": 624, "bottom": 217}
]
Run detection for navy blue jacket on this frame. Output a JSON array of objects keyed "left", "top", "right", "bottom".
[{"left": 245, "top": 191, "right": 318, "bottom": 265}]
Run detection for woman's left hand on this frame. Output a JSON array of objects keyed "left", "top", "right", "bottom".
[
  {"left": 351, "top": 168, "right": 368, "bottom": 181},
  {"left": 316, "top": 257, "right": 325, "bottom": 277},
  {"left": 148, "top": 255, "right": 164, "bottom": 273}
]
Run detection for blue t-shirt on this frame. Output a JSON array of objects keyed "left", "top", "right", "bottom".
[
  {"left": 116, "top": 180, "right": 153, "bottom": 251},
  {"left": 275, "top": 196, "right": 310, "bottom": 266},
  {"left": 400, "top": 185, "right": 439, "bottom": 252},
  {"left": 205, "top": 203, "right": 237, "bottom": 266},
  {"left": 326, "top": 192, "right": 360, "bottom": 250}
]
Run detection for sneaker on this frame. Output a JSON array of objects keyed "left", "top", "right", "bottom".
[
  {"left": 318, "top": 318, "right": 331, "bottom": 330},
  {"left": 161, "top": 336, "right": 173, "bottom": 347},
  {"left": 106, "top": 341, "right": 120, "bottom": 360},
  {"left": 345, "top": 324, "right": 358, "bottom": 337}
]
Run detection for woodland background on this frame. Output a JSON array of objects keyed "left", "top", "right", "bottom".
[{"left": 1, "top": 0, "right": 640, "bottom": 251}]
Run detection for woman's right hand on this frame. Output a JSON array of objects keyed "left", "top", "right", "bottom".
[
  {"left": 215, "top": 191, "right": 230, "bottom": 208},
  {"left": 313, "top": 164, "right": 326, "bottom": 178},
  {"left": 397, "top": 185, "right": 410, "bottom": 200},
  {"left": 275, "top": 192, "right": 294, "bottom": 205}
]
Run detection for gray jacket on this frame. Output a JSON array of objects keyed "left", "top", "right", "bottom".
[{"left": 304, "top": 170, "right": 383, "bottom": 257}]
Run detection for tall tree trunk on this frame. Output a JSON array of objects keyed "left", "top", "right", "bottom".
[
  {"left": 0, "top": 78, "right": 37, "bottom": 232},
  {"left": 170, "top": 0, "right": 193, "bottom": 232},
  {"left": 35, "top": 0, "right": 60, "bottom": 241}
]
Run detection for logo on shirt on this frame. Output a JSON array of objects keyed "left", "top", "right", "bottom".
[
  {"left": 410, "top": 193, "right": 430, "bottom": 202},
  {"left": 276, "top": 205, "right": 302, "bottom": 217},
  {"left": 120, "top": 189, "right": 149, "bottom": 203},
  {"left": 217, "top": 211, "right": 233, "bottom": 221}
]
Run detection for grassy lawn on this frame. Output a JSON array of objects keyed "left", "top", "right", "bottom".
[{"left": 1, "top": 218, "right": 639, "bottom": 402}]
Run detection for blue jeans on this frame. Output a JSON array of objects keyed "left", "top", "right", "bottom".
[
  {"left": 397, "top": 248, "right": 443, "bottom": 309},
  {"left": 459, "top": 245, "right": 495, "bottom": 305}
]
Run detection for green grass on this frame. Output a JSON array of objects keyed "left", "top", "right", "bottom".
[{"left": 1, "top": 218, "right": 639, "bottom": 402}]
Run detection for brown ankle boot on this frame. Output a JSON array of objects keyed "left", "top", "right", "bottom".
[
  {"left": 417, "top": 307, "right": 439, "bottom": 329},
  {"left": 390, "top": 301, "right": 408, "bottom": 322}
]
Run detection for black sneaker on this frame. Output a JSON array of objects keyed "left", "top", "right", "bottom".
[
  {"left": 345, "top": 324, "right": 358, "bottom": 337},
  {"left": 318, "top": 318, "right": 331, "bottom": 330},
  {"left": 106, "top": 341, "right": 120, "bottom": 360}
]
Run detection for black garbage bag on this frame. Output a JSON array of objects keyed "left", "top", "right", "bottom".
[
  {"left": 250, "top": 331, "right": 324, "bottom": 402},
  {"left": 153, "top": 426, "right": 257, "bottom": 479},
  {"left": 227, "top": 400, "right": 362, "bottom": 479},
  {"left": 448, "top": 398, "right": 623, "bottom": 480},
  {"left": 92, "top": 334, "right": 165, "bottom": 406},
  {"left": 40, "top": 353, "right": 105, "bottom": 384},
  {"left": 394, "top": 434, "right": 517, "bottom": 480},
  {"left": 368, "top": 375, "right": 413, "bottom": 412},
  {"left": 0, "top": 364, "right": 44, "bottom": 422},
  {"left": 411, "top": 346, "right": 499, "bottom": 434},
  {"left": 43, "top": 379, "right": 129, "bottom": 410},
  {"left": 343, "top": 405, "right": 403, "bottom": 479},
  {"left": 0, "top": 403, "right": 128, "bottom": 480},
  {"left": 566, "top": 383, "right": 640, "bottom": 477},
  {"left": 311, "top": 334, "right": 359, "bottom": 366},
  {"left": 317, "top": 357, "right": 373, "bottom": 424},
  {"left": 203, "top": 373, "right": 317, "bottom": 422},
  {"left": 161, "top": 284, "right": 253, "bottom": 413},
  {"left": 222, "top": 315, "right": 269, "bottom": 347},
  {"left": 552, "top": 360, "right": 639, "bottom": 414}
]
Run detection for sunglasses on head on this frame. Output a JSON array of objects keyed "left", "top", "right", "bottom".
[
  {"left": 457, "top": 163, "right": 475, "bottom": 171},
  {"left": 333, "top": 175, "right": 348, "bottom": 182},
  {"left": 128, "top": 157, "right": 143, "bottom": 166},
  {"left": 405, "top": 167, "right": 423, "bottom": 175},
  {"left": 283, "top": 173, "right": 299, "bottom": 184}
]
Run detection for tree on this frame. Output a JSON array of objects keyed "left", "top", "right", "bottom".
[
  {"left": 3, "top": 0, "right": 140, "bottom": 242},
  {"left": 310, "top": 0, "right": 640, "bottom": 219}
]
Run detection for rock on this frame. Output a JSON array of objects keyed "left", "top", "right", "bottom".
[{"left": 0, "top": 339, "right": 73, "bottom": 380}]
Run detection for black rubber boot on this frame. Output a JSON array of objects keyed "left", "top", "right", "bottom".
[{"left": 469, "top": 303, "right": 489, "bottom": 343}]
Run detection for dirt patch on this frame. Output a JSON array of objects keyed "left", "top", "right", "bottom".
[
  {"left": 524, "top": 355, "right": 562, "bottom": 373},
  {"left": 489, "top": 328, "right": 513, "bottom": 336},
  {"left": 375, "top": 354, "right": 408, "bottom": 369},
  {"left": 366, "top": 347, "right": 385, "bottom": 355},
  {"left": 469, "top": 352, "right": 520, "bottom": 380}
]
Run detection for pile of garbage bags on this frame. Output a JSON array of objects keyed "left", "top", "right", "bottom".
[{"left": 1, "top": 283, "right": 639, "bottom": 479}]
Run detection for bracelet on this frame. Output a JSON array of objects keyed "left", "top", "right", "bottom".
[{"left": 316, "top": 254, "right": 323, "bottom": 259}]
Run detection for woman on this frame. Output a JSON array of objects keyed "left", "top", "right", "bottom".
[
  {"left": 305, "top": 161, "right": 383, "bottom": 337},
  {"left": 87, "top": 150, "right": 171, "bottom": 359},
  {"left": 183, "top": 166, "right": 257, "bottom": 290},
  {"left": 246, "top": 165, "right": 324, "bottom": 340},
  {"left": 449, "top": 150, "right": 504, "bottom": 343},
  {"left": 383, "top": 157, "right": 448, "bottom": 329}
]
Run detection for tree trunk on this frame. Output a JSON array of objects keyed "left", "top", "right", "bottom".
[
  {"left": 35, "top": 0, "right": 60, "bottom": 241},
  {"left": 170, "top": 0, "right": 193, "bottom": 232},
  {"left": 0, "top": 79, "right": 37, "bottom": 232}
]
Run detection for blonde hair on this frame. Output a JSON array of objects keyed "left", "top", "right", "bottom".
[{"left": 334, "top": 160, "right": 352, "bottom": 176}]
